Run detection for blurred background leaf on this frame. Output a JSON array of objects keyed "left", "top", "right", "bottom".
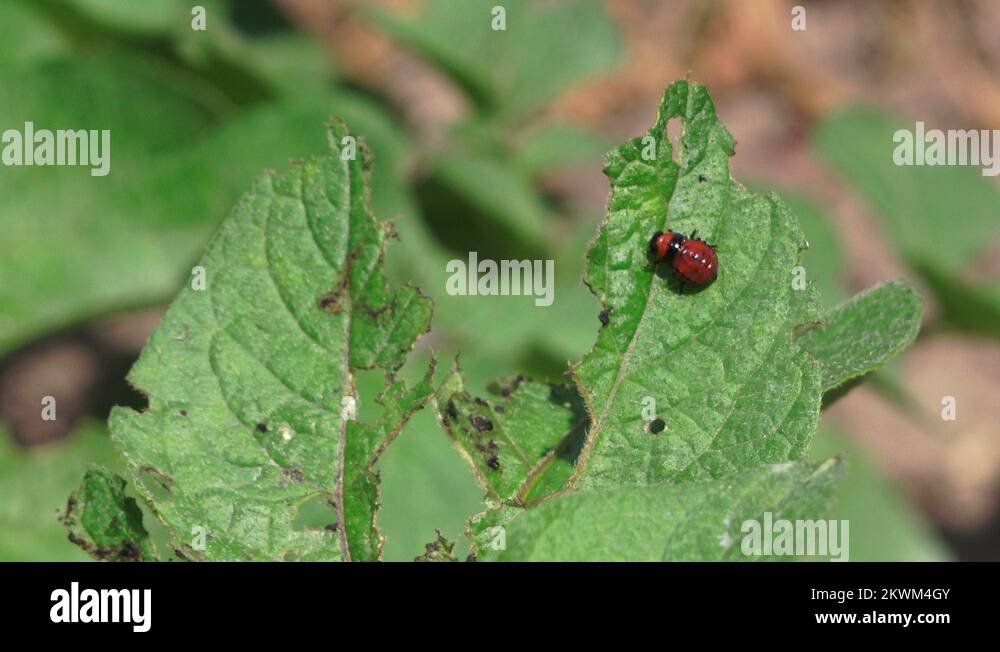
[
  {"left": 0, "top": 422, "right": 115, "bottom": 561},
  {"left": 811, "top": 427, "right": 951, "bottom": 562},
  {"left": 814, "top": 108, "right": 1000, "bottom": 337},
  {"left": 366, "top": 0, "right": 621, "bottom": 120}
]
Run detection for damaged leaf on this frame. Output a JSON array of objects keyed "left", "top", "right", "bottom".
[
  {"left": 62, "top": 467, "right": 153, "bottom": 562},
  {"left": 434, "top": 364, "right": 586, "bottom": 504},
  {"left": 480, "top": 459, "right": 844, "bottom": 561},
  {"left": 432, "top": 364, "right": 587, "bottom": 555},
  {"left": 571, "top": 80, "right": 824, "bottom": 489},
  {"left": 108, "top": 119, "right": 431, "bottom": 561},
  {"left": 414, "top": 530, "right": 458, "bottom": 562}
]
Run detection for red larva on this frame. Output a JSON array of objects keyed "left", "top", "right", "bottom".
[{"left": 648, "top": 230, "right": 718, "bottom": 287}]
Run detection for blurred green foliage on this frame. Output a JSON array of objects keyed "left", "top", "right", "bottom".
[
  {"left": 811, "top": 428, "right": 951, "bottom": 561},
  {"left": 0, "top": 422, "right": 115, "bottom": 561},
  {"left": 815, "top": 108, "right": 1000, "bottom": 337}
]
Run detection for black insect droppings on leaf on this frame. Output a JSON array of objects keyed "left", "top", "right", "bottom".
[{"left": 471, "top": 414, "right": 494, "bottom": 432}]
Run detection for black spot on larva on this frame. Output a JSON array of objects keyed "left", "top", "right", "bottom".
[
  {"left": 471, "top": 414, "right": 493, "bottom": 432},
  {"left": 698, "top": 175, "right": 706, "bottom": 183},
  {"left": 487, "top": 456, "right": 501, "bottom": 470},
  {"left": 598, "top": 308, "right": 611, "bottom": 326},
  {"left": 648, "top": 418, "right": 666, "bottom": 434},
  {"left": 256, "top": 423, "right": 268, "bottom": 433}
]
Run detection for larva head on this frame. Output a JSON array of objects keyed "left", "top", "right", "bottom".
[{"left": 649, "top": 230, "right": 684, "bottom": 261}]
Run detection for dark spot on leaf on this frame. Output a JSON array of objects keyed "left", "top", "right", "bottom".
[
  {"left": 283, "top": 467, "right": 305, "bottom": 484},
  {"left": 599, "top": 308, "right": 611, "bottom": 326},
  {"left": 698, "top": 174, "right": 706, "bottom": 182},
  {"left": 446, "top": 400, "right": 458, "bottom": 419},
  {"left": 325, "top": 523, "right": 339, "bottom": 532},
  {"left": 487, "top": 456, "right": 501, "bottom": 470},
  {"left": 648, "top": 418, "right": 666, "bottom": 434},
  {"left": 500, "top": 374, "right": 527, "bottom": 397},
  {"left": 494, "top": 405, "right": 505, "bottom": 413},
  {"left": 317, "top": 291, "right": 342, "bottom": 313},
  {"left": 256, "top": 422, "right": 268, "bottom": 433},
  {"left": 179, "top": 409, "right": 187, "bottom": 417},
  {"left": 317, "top": 271, "right": 353, "bottom": 315},
  {"left": 471, "top": 414, "right": 493, "bottom": 432},
  {"left": 414, "top": 529, "right": 457, "bottom": 562}
]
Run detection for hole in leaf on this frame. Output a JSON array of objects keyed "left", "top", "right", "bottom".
[
  {"left": 292, "top": 494, "right": 337, "bottom": 532},
  {"left": 666, "top": 117, "right": 683, "bottom": 164}
]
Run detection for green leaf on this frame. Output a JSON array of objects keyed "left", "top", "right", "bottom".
[
  {"left": 62, "top": 467, "right": 154, "bottom": 561},
  {"left": 798, "top": 279, "right": 923, "bottom": 393},
  {"left": 367, "top": 0, "right": 620, "bottom": 119},
  {"left": 570, "top": 80, "right": 824, "bottom": 489},
  {"left": 433, "top": 364, "right": 587, "bottom": 505},
  {"left": 109, "top": 119, "right": 432, "bottom": 561},
  {"left": 481, "top": 458, "right": 844, "bottom": 561}
]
